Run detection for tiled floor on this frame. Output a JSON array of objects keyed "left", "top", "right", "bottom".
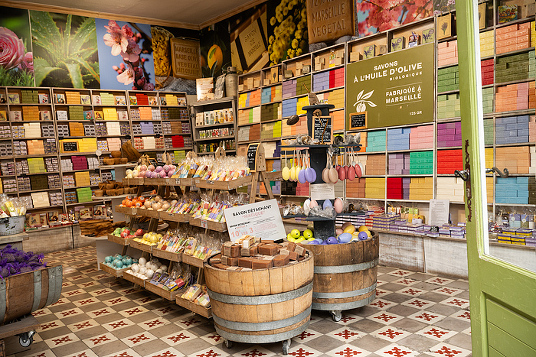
[{"left": 11, "top": 246, "right": 472, "bottom": 357}]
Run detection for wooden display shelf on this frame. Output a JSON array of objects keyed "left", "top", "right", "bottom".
[
  {"left": 107, "top": 234, "right": 129, "bottom": 246},
  {"left": 189, "top": 217, "right": 227, "bottom": 232},
  {"left": 138, "top": 209, "right": 160, "bottom": 219},
  {"left": 160, "top": 211, "right": 189, "bottom": 223},
  {"left": 116, "top": 206, "right": 137, "bottom": 215},
  {"left": 264, "top": 171, "right": 283, "bottom": 181},
  {"left": 145, "top": 282, "right": 180, "bottom": 301},
  {"left": 122, "top": 270, "right": 147, "bottom": 287},
  {"left": 175, "top": 296, "right": 211, "bottom": 318},
  {"left": 123, "top": 178, "right": 144, "bottom": 186},
  {"left": 152, "top": 248, "right": 181, "bottom": 262},
  {"left": 181, "top": 253, "right": 209, "bottom": 268},
  {"left": 128, "top": 239, "right": 154, "bottom": 253},
  {"left": 100, "top": 263, "right": 128, "bottom": 277},
  {"left": 141, "top": 177, "right": 193, "bottom": 187},
  {"left": 194, "top": 175, "right": 252, "bottom": 190}
]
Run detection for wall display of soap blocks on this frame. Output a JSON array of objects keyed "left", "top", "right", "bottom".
[
  {"left": 495, "top": 177, "right": 528, "bottom": 204},
  {"left": 317, "top": 89, "right": 345, "bottom": 109},
  {"left": 365, "top": 154, "right": 386, "bottom": 175},
  {"left": 409, "top": 151, "right": 433, "bottom": 175},
  {"left": 388, "top": 153, "right": 410, "bottom": 175},
  {"left": 387, "top": 128, "right": 410, "bottom": 151},
  {"left": 495, "top": 51, "right": 535, "bottom": 83},
  {"left": 436, "top": 177, "right": 465, "bottom": 202},
  {"left": 495, "top": 81, "right": 534, "bottom": 112},
  {"left": 261, "top": 122, "right": 282, "bottom": 140},
  {"left": 312, "top": 67, "right": 344, "bottom": 92},
  {"left": 482, "top": 87, "right": 494, "bottom": 114},
  {"left": 410, "top": 125, "right": 434, "bottom": 149},
  {"left": 238, "top": 89, "right": 261, "bottom": 109},
  {"left": 480, "top": 30, "right": 495, "bottom": 58},
  {"left": 365, "top": 177, "right": 385, "bottom": 199},
  {"left": 282, "top": 75, "right": 311, "bottom": 99},
  {"left": 437, "top": 40, "right": 458, "bottom": 67},
  {"left": 437, "top": 149, "right": 463, "bottom": 174},
  {"left": 409, "top": 177, "right": 433, "bottom": 200},
  {"left": 437, "top": 122, "right": 462, "bottom": 148},
  {"left": 495, "top": 115, "right": 529, "bottom": 145},
  {"left": 481, "top": 59, "right": 494, "bottom": 86},
  {"left": 282, "top": 98, "right": 297, "bottom": 118},
  {"left": 261, "top": 86, "right": 282, "bottom": 104},
  {"left": 366, "top": 130, "right": 386, "bottom": 152},
  {"left": 437, "top": 94, "right": 460, "bottom": 119},
  {"left": 495, "top": 22, "right": 532, "bottom": 54},
  {"left": 496, "top": 146, "right": 530, "bottom": 174},
  {"left": 346, "top": 178, "right": 366, "bottom": 198},
  {"left": 437, "top": 65, "right": 459, "bottom": 92},
  {"left": 260, "top": 103, "right": 281, "bottom": 122}
]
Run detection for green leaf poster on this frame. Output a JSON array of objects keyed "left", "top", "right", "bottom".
[{"left": 345, "top": 43, "right": 435, "bottom": 129}]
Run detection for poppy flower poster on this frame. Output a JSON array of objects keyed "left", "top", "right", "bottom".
[
  {"left": 0, "top": 6, "right": 35, "bottom": 86},
  {"left": 95, "top": 19, "right": 156, "bottom": 90}
]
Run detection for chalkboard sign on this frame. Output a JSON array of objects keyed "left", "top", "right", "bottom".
[
  {"left": 62, "top": 141, "right": 78, "bottom": 152},
  {"left": 314, "top": 116, "right": 332, "bottom": 143},
  {"left": 349, "top": 112, "right": 367, "bottom": 130},
  {"left": 247, "top": 143, "right": 259, "bottom": 172}
]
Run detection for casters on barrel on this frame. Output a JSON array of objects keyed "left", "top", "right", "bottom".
[
  {"left": 19, "top": 331, "right": 35, "bottom": 347},
  {"left": 282, "top": 339, "right": 291, "bottom": 355},
  {"left": 331, "top": 310, "right": 342, "bottom": 322},
  {"left": 223, "top": 339, "right": 233, "bottom": 349}
]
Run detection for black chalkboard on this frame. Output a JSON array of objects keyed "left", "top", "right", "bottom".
[
  {"left": 62, "top": 141, "right": 78, "bottom": 152},
  {"left": 314, "top": 116, "right": 331, "bottom": 143},
  {"left": 247, "top": 144, "right": 259, "bottom": 172},
  {"left": 350, "top": 112, "right": 367, "bottom": 130}
]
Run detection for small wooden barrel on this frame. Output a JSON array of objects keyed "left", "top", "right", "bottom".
[
  {"left": 0, "top": 265, "right": 63, "bottom": 324},
  {"left": 306, "top": 235, "right": 379, "bottom": 312},
  {"left": 204, "top": 253, "right": 314, "bottom": 344}
]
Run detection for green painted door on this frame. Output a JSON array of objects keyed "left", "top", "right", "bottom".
[{"left": 456, "top": 1, "right": 536, "bottom": 356}]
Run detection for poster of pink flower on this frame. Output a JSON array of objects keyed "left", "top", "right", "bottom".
[
  {"left": 355, "top": 0, "right": 433, "bottom": 37},
  {"left": 95, "top": 19, "right": 155, "bottom": 90},
  {"left": 0, "top": 6, "right": 35, "bottom": 86}
]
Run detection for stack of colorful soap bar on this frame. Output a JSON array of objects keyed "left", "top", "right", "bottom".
[
  {"left": 436, "top": 177, "right": 464, "bottom": 201},
  {"left": 317, "top": 88, "right": 344, "bottom": 109},
  {"left": 135, "top": 93, "right": 149, "bottom": 105},
  {"left": 495, "top": 52, "right": 535, "bottom": 83},
  {"left": 437, "top": 65, "right": 459, "bottom": 92},
  {"left": 261, "top": 121, "right": 282, "bottom": 139},
  {"left": 139, "top": 107, "right": 152, "bottom": 120},
  {"left": 387, "top": 128, "right": 410, "bottom": 151},
  {"left": 261, "top": 103, "right": 282, "bottom": 121},
  {"left": 296, "top": 96, "right": 309, "bottom": 115},
  {"left": 495, "top": 115, "right": 529, "bottom": 144},
  {"left": 437, "top": 149, "right": 462, "bottom": 174},
  {"left": 410, "top": 125, "right": 434, "bottom": 149},
  {"left": 366, "top": 130, "right": 386, "bottom": 152},
  {"left": 282, "top": 80, "right": 296, "bottom": 99},
  {"left": 496, "top": 22, "right": 531, "bottom": 54},
  {"left": 346, "top": 178, "right": 366, "bottom": 198},
  {"left": 388, "top": 153, "right": 410, "bottom": 175},
  {"left": 480, "top": 31, "right": 494, "bottom": 58},
  {"left": 496, "top": 146, "right": 530, "bottom": 174},
  {"left": 65, "top": 91, "right": 81, "bottom": 104},
  {"left": 387, "top": 177, "right": 403, "bottom": 199},
  {"left": 409, "top": 177, "right": 433, "bottom": 200},
  {"left": 437, "top": 122, "right": 462, "bottom": 147},
  {"left": 21, "top": 90, "right": 38, "bottom": 103},
  {"left": 529, "top": 177, "right": 536, "bottom": 204},
  {"left": 238, "top": 89, "right": 261, "bottom": 109},
  {"left": 437, "top": 94, "right": 460, "bottom": 119},
  {"left": 481, "top": 59, "right": 494, "bottom": 86},
  {"left": 76, "top": 187, "right": 93, "bottom": 203},
  {"left": 495, "top": 177, "right": 528, "bottom": 204},
  {"left": 313, "top": 71, "right": 330, "bottom": 92},
  {"left": 261, "top": 86, "right": 282, "bottom": 104},
  {"left": 332, "top": 111, "right": 344, "bottom": 132},
  {"left": 100, "top": 93, "right": 115, "bottom": 105},
  {"left": 282, "top": 98, "right": 297, "bottom": 117},
  {"left": 365, "top": 154, "right": 385, "bottom": 175},
  {"left": 103, "top": 107, "right": 118, "bottom": 120},
  {"left": 22, "top": 106, "right": 39, "bottom": 121},
  {"left": 281, "top": 116, "right": 307, "bottom": 136},
  {"left": 409, "top": 151, "right": 433, "bottom": 174},
  {"left": 482, "top": 87, "right": 494, "bottom": 114},
  {"left": 485, "top": 148, "right": 494, "bottom": 169},
  {"left": 23, "top": 123, "right": 41, "bottom": 138},
  {"left": 29, "top": 175, "right": 48, "bottom": 190},
  {"left": 365, "top": 178, "right": 385, "bottom": 199},
  {"left": 295, "top": 181, "right": 309, "bottom": 196},
  {"left": 27, "top": 158, "right": 46, "bottom": 174},
  {"left": 437, "top": 40, "right": 458, "bottom": 67},
  {"left": 530, "top": 147, "right": 536, "bottom": 174},
  {"left": 238, "top": 107, "right": 261, "bottom": 125}
]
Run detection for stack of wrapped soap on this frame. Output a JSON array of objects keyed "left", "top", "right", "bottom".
[{"left": 210, "top": 236, "right": 307, "bottom": 270}]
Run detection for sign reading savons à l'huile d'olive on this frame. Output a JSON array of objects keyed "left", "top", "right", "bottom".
[
  {"left": 345, "top": 43, "right": 435, "bottom": 129},
  {"left": 306, "top": 0, "right": 354, "bottom": 44}
]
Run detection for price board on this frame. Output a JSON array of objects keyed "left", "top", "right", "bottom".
[
  {"left": 247, "top": 143, "right": 259, "bottom": 172},
  {"left": 224, "top": 199, "right": 286, "bottom": 242},
  {"left": 62, "top": 141, "right": 78, "bottom": 152},
  {"left": 313, "top": 115, "right": 332, "bottom": 143},
  {"left": 349, "top": 112, "right": 367, "bottom": 130}
]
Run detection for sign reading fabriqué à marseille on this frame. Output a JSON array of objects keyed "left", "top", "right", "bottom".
[{"left": 345, "top": 43, "right": 435, "bottom": 129}]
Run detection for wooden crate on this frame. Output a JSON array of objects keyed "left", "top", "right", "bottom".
[
  {"left": 181, "top": 253, "right": 207, "bottom": 268},
  {"left": 107, "top": 234, "right": 129, "bottom": 246},
  {"left": 153, "top": 248, "right": 181, "bottom": 262},
  {"left": 160, "top": 211, "right": 189, "bottom": 223},
  {"left": 122, "top": 271, "right": 147, "bottom": 287},
  {"left": 194, "top": 175, "right": 252, "bottom": 190},
  {"left": 189, "top": 218, "right": 227, "bottom": 232},
  {"left": 128, "top": 239, "right": 154, "bottom": 253},
  {"left": 100, "top": 263, "right": 128, "bottom": 278},
  {"left": 175, "top": 296, "right": 211, "bottom": 318},
  {"left": 145, "top": 282, "right": 180, "bottom": 301}
]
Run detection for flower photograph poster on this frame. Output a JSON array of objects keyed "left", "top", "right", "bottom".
[{"left": 95, "top": 19, "right": 156, "bottom": 91}]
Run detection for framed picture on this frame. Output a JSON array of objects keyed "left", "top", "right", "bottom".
[
  {"left": 55, "top": 94, "right": 65, "bottom": 104},
  {"left": 80, "top": 95, "right": 91, "bottom": 105},
  {"left": 38, "top": 94, "right": 49, "bottom": 104},
  {"left": 8, "top": 93, "right": 20, "bottom": 104}
]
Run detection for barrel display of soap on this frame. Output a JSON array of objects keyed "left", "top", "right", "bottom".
[
  {"left": 0, "top": 265, "right": 63, "bottom": 324},
  {"left": 204, "top": 251, "right": 314, "bottom": 345},
  {"left": 305, "top": 233, "right": 379, "bottom": 312}
]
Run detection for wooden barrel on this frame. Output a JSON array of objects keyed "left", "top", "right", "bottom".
[
  {"left": 0, "top": 265, "right": 63, "bottom": 324},
  {"left": 306, "top": 234, "right": 379, "bottom": 311},
  {"left": 204, "top": 253, "right": 314, "bottom": 344}
]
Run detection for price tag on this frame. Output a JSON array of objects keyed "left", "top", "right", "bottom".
[
  {"left": 200, "top": 219, "right": 208, "bottom": 229},
  {"left": 175, "top": 178, "right": 181, "bottom": 185},
  {"left": 132, "top": 208, "right": 137, "bottom": 215}
]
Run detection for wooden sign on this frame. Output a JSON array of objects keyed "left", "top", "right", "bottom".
[
  {"left": 306, "top": 0, "right": 354, "bottom": 44},
  {"left": 247, "top": 143, "right": 259, "bottom": 172},
  {"left": 62, "top": 141, "right": 78, "bottom": 152},
  {"left": 314, "top": 115, "right": 332, "bottom": 144},
  {"left": 170, "top": 38, "right": 201, "bottom": 80},
  {"left": 349, "top": 112, "right": 367, "bottom": 130}
]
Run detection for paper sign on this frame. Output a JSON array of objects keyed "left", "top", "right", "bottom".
[
  {"left": 224, "top": 199, "right": 286, "bottom": 242},
  {"left": 429, "top": 199, "right": 450, "bottom": 226},
  {"left": 310, "top": 183, "right": 335, "bottom": 201}
]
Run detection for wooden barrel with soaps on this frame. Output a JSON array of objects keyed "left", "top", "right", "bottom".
[{"left": 204, "top": 236, "right": 313, "bottom": 352}]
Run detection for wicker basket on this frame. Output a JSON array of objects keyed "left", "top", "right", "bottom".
[
  {"left": 111, "top": 151, "right": 122, "bottom": 158},
  {"left": 103, "top": 158, "right": 115, "bottom": 165}
]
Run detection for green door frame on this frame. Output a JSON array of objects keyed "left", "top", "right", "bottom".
[{"left": 456, "top": 0, "right": 536, "bottom": 356}]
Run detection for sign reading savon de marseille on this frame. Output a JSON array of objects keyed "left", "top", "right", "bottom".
[{"left": 345, "top": 43, "right": 435, "bottom": 129}]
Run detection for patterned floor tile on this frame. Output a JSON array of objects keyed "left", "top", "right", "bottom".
[
  {"left": 367, "top": 311, "right": 404, "bottom": 325},
  {"left": 329, "top": 327, "right": 363, "bottom": 342},
  {"left": 235, "top": 346, "right": 276, "bottom": 357},
  {"left": 63, "top": 349, "right": 99, "bottom": 357},
  {"left": 325, "top": 344, "right": 371, "bottom": 356},
  {"left": 375, "top": 288, "right": 390, "bottom": 298},
  {"left": 407, "top": 311, "right": 446, "bottom": 325},
  {"left": 117, "top": 306, "right": 149, "bottom": 318},
  {"left": 161, "top": 330, "right": 198, "bottom": 346},
  {"left": 287, "top": 345, "right": 322, "bottom": 356},
  {"left": 427, "top": 343, "right": 471, "bottom": 357},
  {"left": 386, "top": 269, "right": 413, "bottom": 277},
  {"left": 199, "top": 332, "right": 223, "bottom": 345},
  {"left": 67, "top": 319, "right": 99, "bottom": 332},
  {"left": 425, "top": 277, "right": 454, "bottom": 286},
  {"left": 432, "top": 287, "right": 463, "bottom": 297},
  {"left": 145, "top": 347, "right": 185, "bottom": 357},
  {"left": 415, "top": 326, "right": 457, "bottom": 341},
  {"left": 38, "top": 320, "right": 65, "bottom": 332},
  {"left": 292, "top": 329, "right": 322, "bottom": 343},
  {"left": 440, "top": 297, "right": 470, "bottom": 310},
  {"left": 369, "top": 298, "right": 396, "bottom": 310},
  {"left": 82, "top": 332, "right": 118, "bottom": 348},
  {"left": 375, "top": 344, "right": 419, "bottom": 357},
  {"left": 371, "top": 326, "right": 410, "bottom": 342},
  {"left": 102, "top": 348, "right": 142, "bottom": 357},
  {"left": 396, "top": 287, "right": 425, "bottom": 297},
  {"left": 392, "top": 278, "right": 418, "bottom": 286},
  {"left": 71, "top": 297, "right": 100, "bottom": 308},
  {"left": 44, "top": 333, "right": 80, "bottom": 349},
  {"left": 122, "top": 331, "right": 158, "bottom": 348},
  {"left": 190, "top": 346, "right": 229, "bottom": 357},
  {"left": 54, "top": 308, "right": 84, "bottom": 320}
]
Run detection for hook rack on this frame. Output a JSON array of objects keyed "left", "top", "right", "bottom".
[{"left": 485, "top": 167, "right": 509, "bottom": 178}]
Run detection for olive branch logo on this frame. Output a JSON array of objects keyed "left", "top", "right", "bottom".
[{"left": 353, "top": 90, "right": 376, "bottom": 112}]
